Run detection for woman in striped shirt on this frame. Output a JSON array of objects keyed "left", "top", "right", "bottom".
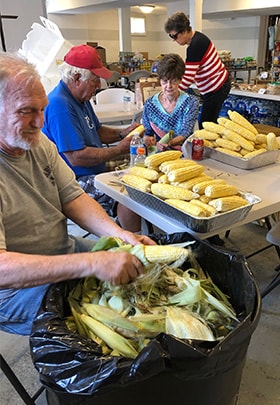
[{"left": 164, "top": 12, "right": 231, "bottom": 128}]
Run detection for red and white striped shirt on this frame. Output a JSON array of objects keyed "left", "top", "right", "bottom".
[{"left": 179, "top": 31, "right": 229, "bottom": 95}]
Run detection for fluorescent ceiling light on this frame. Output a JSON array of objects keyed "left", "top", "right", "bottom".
[{"left": 138, "top": 5, "right": 155, "bottom": 14}]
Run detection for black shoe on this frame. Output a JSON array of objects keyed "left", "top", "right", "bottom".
[{"left": 207, "top": 234, "right": 225, "bottom": 246}]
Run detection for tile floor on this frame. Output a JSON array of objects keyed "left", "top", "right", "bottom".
[{"left": 0, "top": 222, "right": 280, "bottom": 404}]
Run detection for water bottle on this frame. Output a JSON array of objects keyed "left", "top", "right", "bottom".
[
  {"left": 135, "top": 83, "right": 143, "bottom": 110},
  {"left": 130, "top": 132, "right": 141, "bottom": 167},
  {"left": 123, "top": 90, "right": 132, "bottom": 112},
  {"left": 134, "top": 142, "right": 146, "bottom": 167}
]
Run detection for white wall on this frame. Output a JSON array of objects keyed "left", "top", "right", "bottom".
[
  {"left": 47, "top": 10, "right": 260, "bottom": 68},
  {"left": 0, "top": 0, "right": 46, "bottom": 51},
  {"left": 0, "top": 0, "right": 265, "bottom": 85}
]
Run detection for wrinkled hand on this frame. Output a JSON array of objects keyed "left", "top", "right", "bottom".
[
  {"left": 90, "top": 250, "right": 144, "bottom": 285},
  {"left": 143, "top": 135, "right": 156, "bottom": 146},
  {"left": 121, "top": 122, "right": 142, "bottom": 137},
  {"left": 119, "top": 230, "right": 156, "bottom": 246}
]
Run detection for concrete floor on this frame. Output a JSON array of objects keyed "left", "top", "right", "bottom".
[{"left": 0, "top": 222, "right": 280, "bottom": 404}]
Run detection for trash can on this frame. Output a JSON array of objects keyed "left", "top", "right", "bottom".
[{"left": 30, "top": 234, "right": 261, "bottom": 405}]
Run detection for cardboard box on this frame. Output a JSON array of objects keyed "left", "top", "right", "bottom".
[{"left": 87, "top": 42, "right": 107, "bottom": 65}]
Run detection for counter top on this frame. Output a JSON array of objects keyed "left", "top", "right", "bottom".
[{"left": 230, "top": 88, "right": 280, "bottom": 102}]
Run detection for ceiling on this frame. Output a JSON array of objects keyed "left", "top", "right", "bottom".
[{"left": 46, "top": 0, "right": 280, "bottom": 18}]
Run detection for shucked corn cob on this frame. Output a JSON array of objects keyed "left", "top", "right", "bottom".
[
  {"left": 129, "top": 166, "right": 159, "bottom": 181},
  {"left": 214, "top": 147, "right": 243, "bottom": 158},
  {"left": 151, "top": 183, "right": 199, "bottom": 201},
  {"left": 141, "top": 244, "right": 189, "bottom": 264},
  {"left": 167, "top": 165, "right": 204, "bottom": 183},
  {"left": 204, "top": 184, "right": 239, "bottom": 198},
  {"left": 266, "top": 132, "right": 279, "bottom": 151},
  {"left": 189, "top": 199, "right": 217, "bottom": 216},
  {"left": 144, "top": 150, "right": 182, "bottom": 168},
  {"left": 243, "top": 148, "right": 266, "bottom": 159},
  {"left": 202, "top": 121, "right": 225, "bottom": 134},
  {"left": 215, "top": 137, "right": 241, "bottom": 152},
  {"left": 209, "top": 195, "right": 249, "bottom": 212},
  {"left": 218, "top": 117, "right": 256, "bottom": 141},
  {"left": 192, "top": 179, "right": 226, "bottom": 195},
  {"left": 192, "top": 129, "right": 219, "bottom": 140},
  {"left": 159, "top": 159, "right": 198, "bottom": 174},
  {"left": 227, "top": 110, "right": 258, "bottom": 135},
  {"left": 165, "top": 198, "right": 207, "bottom": 217},
  {"left": 172, "top": 174, "right": 212, "bottom": 190},
  {"left": 220, "top": 128, "right": 254, "bottom": 152},
  {"left": 122, "top": 174, "right": 152, "bottom": 192}
]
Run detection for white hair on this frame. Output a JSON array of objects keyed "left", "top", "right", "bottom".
[{"left": 58, "top": 61, "right": 93, "bottom": 84}]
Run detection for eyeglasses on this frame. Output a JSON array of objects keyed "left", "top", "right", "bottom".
[{"left": 169, "top": 31, "right": 182, "bottom": 40}]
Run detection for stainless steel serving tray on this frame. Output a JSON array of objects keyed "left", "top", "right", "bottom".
[
  {"left": 182, "top": 137, "right": 279, "bottom": 170},
  {"left": 123, "top": 183, "right": 261, "bottom": 233}
]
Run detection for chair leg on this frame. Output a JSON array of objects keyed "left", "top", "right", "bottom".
[
  {"left": 0, "top": 354, "right": 45, "bottom": 405},
  {"left": 261, "top": 268, "right": 280, "bottom": 298}
]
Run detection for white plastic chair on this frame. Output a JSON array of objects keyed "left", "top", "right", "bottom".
[{"left": 95, "top": 88, "right": 135, "bottom": 104}]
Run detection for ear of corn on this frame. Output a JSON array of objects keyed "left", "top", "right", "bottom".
[
  {"left": 151, "top": 183, "right": 199, "bottom": 200},
  {"left": 172, "top": 174, "right": 212, "bottom": 190},
  {"left": 165, "top": 198, "right": 207, "bottom": 217},
  {"left": 189, "top": 199, "right": 217, "bottom": 216},
  {"left": 243, "top": 148, "right": 267, "bottom": 159},
  {"left": 192, "top": 129, "right": 219, "bottom": 140},
  {"left": 142, "top": 244, "right": 189, "bottom": 264},
  {"left": 202, "top": 122, "right": 225, "bottom": 134},
  {"left": 167, "top": 165, "right": 204, "bottom": 183},
  {"left": 204, "top": 184, "right": 239, "bottom": 198},
  {"left": 125, "top": 124, "right": 145, "bottom": 138},
  {"left": 158, "top": 174, "right": 170, "bottom": 184},
  {"left": 81, "top": 314, "right": 138, "bottom": 358},
  {"left": 221, "top": 128, "right": 254, "bottom": 151},
  {"left": 159, "top": 159, "right": 198, "bottom": 174},
  {"left": 255, "top": 134, "right": 267, "bottom": 144},
  {"left": 165, "top": 306, "right": 215, "bottom": 341},
  {"left": 208, "top": 195, "right": 249, "bottom": 211},
  {"left": 83, "top": 303, "right": 138, "bottom": 332},
  {"left": 158, "top": 130, "right": 175, "bottom": 144},
  {"left": 227, "top": 110, "right": 258, "bottom": 135},
  {"left": 144, "top": 150, "right": 182, "bottom": 168},
  {"left": 130, "top": 166, "right": 159, "bottom": 181},
  {"left": 214, "top": 147, "right": 243, "bottom": 158},
  {"left": 199, "top": 194, "right": 212, "bottom": 204},
  {"left": 215, "top": 138, "right": 241, "bottom": 151},
  {"left": 122, "top": 174, "right": 152, "bottom": 192},
  {"left": 221, "top": 118, "right": 256, "bottom": 141},
  {"left": 266, "top": 132, "right": 279, "bottom": 151},
  {"left": 192, "top": 179, "right": 226, "bottom": 195}
]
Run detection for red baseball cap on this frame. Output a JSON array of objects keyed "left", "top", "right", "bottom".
[{"left": 64, "top": 44, "right": 112, "bottom": 79}]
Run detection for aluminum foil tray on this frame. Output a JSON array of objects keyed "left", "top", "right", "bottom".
[
  {"left": 123, "top": 184, "right": 261, "bottom": 233},
  {"left": 183, "top": 139, "right": 279, "bottom": 169}
]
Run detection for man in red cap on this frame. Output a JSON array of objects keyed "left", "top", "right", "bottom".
[{"left": 43, "top": 44, "right": 141, "bottom": 232}]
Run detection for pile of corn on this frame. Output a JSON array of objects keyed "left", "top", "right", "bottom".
[
  {"left": 189, "top": 110, "right": 279, "bottom": 159},
  {"left": 121, "top": 150, "right": 249, "bottom": 217},
  {"left": 67, "top": 236, "right": 238, "bottom": 358}
]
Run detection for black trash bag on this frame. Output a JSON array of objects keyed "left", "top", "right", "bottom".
[{"left": 30, "top": 234, "right": 261, "bottom": 405}]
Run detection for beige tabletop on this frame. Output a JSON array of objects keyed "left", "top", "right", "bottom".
[
  {"left": 92, "top": 102, "right": 143, "bottom": 124},
  {"left": 94, "top": 157, "right": 280, "bottom": 239}
]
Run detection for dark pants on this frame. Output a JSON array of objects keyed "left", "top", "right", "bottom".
[{"left": 199, "top": 76, "right": 231, "bottom": 129}]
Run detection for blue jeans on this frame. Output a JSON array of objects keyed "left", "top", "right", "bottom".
[{"left": 0, "top": 236, "right": 96, "bottom": 336}]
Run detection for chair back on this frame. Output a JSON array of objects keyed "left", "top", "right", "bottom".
[
  {"left": 128, "top": 70, "right": 151, "bottom": 90},
  {"left": 106, "top": 70, "right": 121, "bottom": 87},
  {"left": 96, "top": 88, "right": 135, "bottom": 104}
]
